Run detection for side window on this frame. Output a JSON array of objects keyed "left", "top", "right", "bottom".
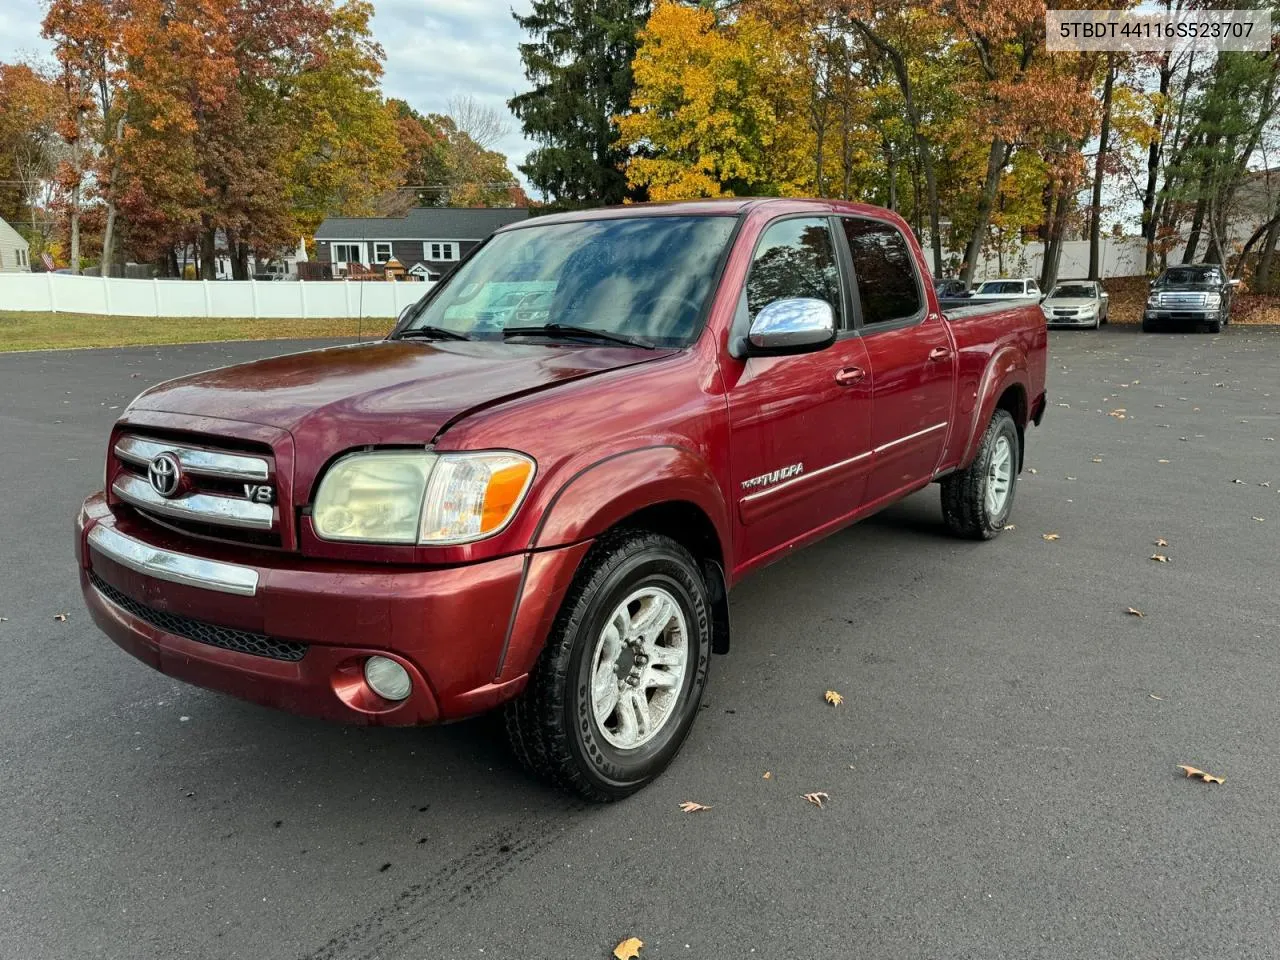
[
  {"left": 840, "top": 218, "right": 921, "bottom": 326},
  {"left": 745, "top": 218, "right": 841, "bottom": 324}
]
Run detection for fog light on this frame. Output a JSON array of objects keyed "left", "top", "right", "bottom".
[{"left": 363, "top": 656, "right": 412, "bottom": 701}]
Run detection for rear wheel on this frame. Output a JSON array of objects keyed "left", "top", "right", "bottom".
[
  {"left": 504, "top": 530, "right": 712, "bottom": 801},
  {"left": 1208, "top": 319, "right": 1222, "bottom": 333},
  {"left": 941, "top": 409, "right": 1020, "bottom": 540},
  {"left": 1142, "top": 317, "right": 1156, "bottom": 333}
]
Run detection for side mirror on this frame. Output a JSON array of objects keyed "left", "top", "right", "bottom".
[
  {"left": 1229, "top": 278, "right": 1242, "bottom": 287},
  {"left": 746, "top": 298, "right": 836, "bottom": 355}
]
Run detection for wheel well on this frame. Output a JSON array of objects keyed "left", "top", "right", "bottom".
[
  {"left": 996, "top": 385, "right": 1028, "bottom": 471},
  {"left": 608, "top": 501, "right": 731, "bottom": 654}
]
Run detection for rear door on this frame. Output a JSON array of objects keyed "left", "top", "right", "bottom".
[
  {"left": 723, "top": 216, "right": 874, "bottom": 569},
  {"left": 837, "top": 216, "right": 956, "bottom": 505}
]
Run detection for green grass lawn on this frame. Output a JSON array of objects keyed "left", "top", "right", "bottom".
[{"left": 0, "top": 311, "right": 396, "bottom": 352}]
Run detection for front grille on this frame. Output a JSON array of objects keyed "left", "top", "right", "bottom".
[
  {"left": 90, "top": 571, "right": 307, "bottom": 662},
  {"left": 1157, "top": 292, "right": 1207, "bottom": 308},
  {"left": 111, "top": 431, "right": 283, "bottom": 549}
]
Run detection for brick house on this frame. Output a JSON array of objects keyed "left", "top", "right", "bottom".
[{"left": 313, "top": 207, "right": 531, "bottom": 279}]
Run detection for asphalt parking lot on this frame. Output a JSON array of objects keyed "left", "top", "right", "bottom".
[{"left": 1, "top": 325, "right": 1278, "bottom": 960}]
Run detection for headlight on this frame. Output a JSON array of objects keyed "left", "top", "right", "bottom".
[
  {"left": 1204, "top": 293, "right": 1222, "bottom": 307},
  {"left": 312, "top": 449, "right": 535, "bottom": 545},
  {"left": 1079, "top": 304, "right": 1097, "bottom": 316},
  {"left": 1146, "top": 294, "right": 1160, "bottom": 307}
]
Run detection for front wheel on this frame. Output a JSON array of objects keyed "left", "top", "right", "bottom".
[
  {"left": 504, "top": 530, "right": 712, "bottom": 801},
  {"left": 941, "top": 409, "right": 1020, "bottom": 540}
]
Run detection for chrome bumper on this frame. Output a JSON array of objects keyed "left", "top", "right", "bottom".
[{"left": 87, "top": 523, "right": 260, "bottom": 597}]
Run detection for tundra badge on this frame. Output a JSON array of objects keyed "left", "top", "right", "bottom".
[{"left": 742, "top": 463, "right": 804, "bottom": 491}]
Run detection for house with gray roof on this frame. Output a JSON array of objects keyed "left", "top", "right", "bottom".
[
  {"left": 0, "top": 216, "right": 32, "bottom": 273},
  {"left": 313, "top": 207, "right": 530, "bottom": 279}
]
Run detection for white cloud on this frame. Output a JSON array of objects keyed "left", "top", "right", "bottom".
[{"left": 0, "top": 0, "right": 539, "bottom": 193}]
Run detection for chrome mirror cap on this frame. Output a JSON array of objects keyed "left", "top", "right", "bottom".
[{"left": 747, "top": 298, "right": 836, "bottom": 354}]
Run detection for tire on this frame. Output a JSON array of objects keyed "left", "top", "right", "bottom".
[
  {"left": 504, "top": 530, "right": 712, "bottom": 801},
  {"left": 1208, "top": 319, "right": 1222, "bottom": 333},
  {"left": 1142, "top": 317, "right": 1156, "bottom": 333},
  {"left": 941, "top": 409, "right": 1020, "bottom": 540}
]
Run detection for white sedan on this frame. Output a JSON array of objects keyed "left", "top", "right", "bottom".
[
  {"left": 1041, "top": 280, "right": 1109, "bottom": 329},
  {"left": 972, "top": 278, "right": 1042, "bottom": 300}
]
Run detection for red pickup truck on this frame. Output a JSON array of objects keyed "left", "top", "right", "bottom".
[{"left": 76, "top": 198, "right": 1046, "bottom": 800}]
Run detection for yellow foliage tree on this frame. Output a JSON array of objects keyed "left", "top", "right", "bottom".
[{"left": 618, "top": 2, "right": 814, "bottom": 200}]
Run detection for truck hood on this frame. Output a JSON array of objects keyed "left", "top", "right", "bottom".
[{"left": 131, "top": 339, "right": 674, "bottom": 445}]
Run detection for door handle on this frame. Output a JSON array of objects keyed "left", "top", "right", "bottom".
[
  {"left": 928, "top": 347, "right": 952, "bottom": 361},
  {"left": 835, "top": 366, "right": 866, "bottom": 386}
]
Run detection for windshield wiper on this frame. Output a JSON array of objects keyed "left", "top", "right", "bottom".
[
  {"left": 502, "top": 323, "right": 654, "bottom": 349},
  {"left": 395, "top": 326, "right": 470, "bottom": 342}
]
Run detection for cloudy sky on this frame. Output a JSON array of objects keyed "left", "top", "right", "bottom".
[{"left": 0, "top": 0, "right": 539, "bottom": 191}]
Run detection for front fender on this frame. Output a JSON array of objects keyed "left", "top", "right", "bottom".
[
  {"left": 960, "top": 347, "right": 1030, "bottom": 469},
  {"left": 529, "top": 445, "right": 731, "bottom": 553}
]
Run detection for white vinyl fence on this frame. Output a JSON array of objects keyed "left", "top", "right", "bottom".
[
  {"left": 0, "top": 273, "right": 433, "bottom": 318},
  {"left": 926, "top": 236, "right": 1147, "bottom": 281}
]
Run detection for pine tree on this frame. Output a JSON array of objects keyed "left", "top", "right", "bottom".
[{"left": 509, "top": 0, "right": 650, "bottom": 207}]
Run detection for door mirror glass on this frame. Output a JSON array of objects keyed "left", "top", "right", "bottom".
[
  {"left": 1229, "top": 278, "right": 1242, "bottom": 286},
  {"left": 747, "top": 298, "right": 835, "bottom": 354}
]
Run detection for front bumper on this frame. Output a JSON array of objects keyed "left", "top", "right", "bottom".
[
  {"left": 76, "top": 493, "right": 587, "bottom": 725},
  {"left": 1046, "top": 313, "right": 1099, "bottom": 327},
  {"left": 1144, "top": 309, "right": 1220, "bottom": 322}
]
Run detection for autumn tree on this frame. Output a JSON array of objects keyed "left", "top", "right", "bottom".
[
  {"left": 0, "top": 63, "right": 61, "bottom": 254},
  {"left": 619, "top": 2, "right": 814, "bottom": 199},
  {"left": 386, "top": 100, "right": 525, "bottom": 210},
  {"left": 284, "top": 0, "right": 404, "bottom": 236},
  {"left": 511, "top": 0, "right": 650, "bottom": 207}
]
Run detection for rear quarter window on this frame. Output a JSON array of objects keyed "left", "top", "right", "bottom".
[{"left": 841, "top": 218, "right": 922, "bottom": 326}]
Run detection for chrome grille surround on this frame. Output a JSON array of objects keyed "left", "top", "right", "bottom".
[{"left": 111, "top": 433, "right": 277, "bottom": 538}]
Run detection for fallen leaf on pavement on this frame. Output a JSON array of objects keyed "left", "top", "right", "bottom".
[
  {"left": 1126, "top": 607, "right": 1144, "bottom": 618},
  {"left": 762, "top": 771, "right": 772, "bottom": 780},
  {"left": 1154, "top": 537, "right": 1169, "bottom": 547},
  {"left": 1177, "top": 764, "right": 1224, "bottom": 785},
  {"left": 1002, "top": 523, "right": 1016, "bottom": 531},
  {"left": 1265, "top": 437, "right": 1276, "bottom": 442},
  {"left": 1066, "top": 476, "right": 1077, "bottom": 481},
  {"left": 1149, "top": 694, "right": 1164, "bottom": 701},
  {"left": 803, "top": 792, "right": 830, "bottom": 808},
  {"left": 1028, "top": 468, "right": 1037, "bottom": 475},
  {"left": 53, "top": 613, "right": 68, "bottom": 622},
  {"left": 1158, "top": 459, "right": 1170, "bottom": 464},
  {"left": 1091, "top": 457, "right": 1103, "bottom": 463},
  {"left": 614, "top": 937, "right": 644, "bottom": 959},
  {"left": 823, "top": 690, "right": 844, "bottom": 707},
  {"left": 1042, "top": 533, "right": 1060, "bottom": 541},
  {"left": 1108, "top": 408, "right": 1127, "bottom": 418},
  {"left": 678, "top": 801, "right": 711, "bottom": 813},
  {"left": 1252, "top": 516, "right": 1265, "bottom": 522},
  {"left": 1231, "top": 479, "right": 1245, "bottom": 484},
  {"left": 1151, "top": 554, "right": 1169, "bottom": 563}
]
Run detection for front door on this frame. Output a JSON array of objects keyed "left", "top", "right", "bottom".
[
  {"left": 837, "top": 216, "right": 956, "bottom": 504},
  {"left": 723, "top": 216, "right": 875, "bottom": 570}
]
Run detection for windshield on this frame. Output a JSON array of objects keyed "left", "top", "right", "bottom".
[
  {"left": 1158, "top": 267, "right": 1221, "bottom": 286},
  {"left": 976, "top": 281, "right": 1024, "bottom": 294},
  {"left": 1049, "top": 284, "right": 1095, "bottom": 299},
  {"left": 398, "top": 215, "right": 739, "bottom": 348}
]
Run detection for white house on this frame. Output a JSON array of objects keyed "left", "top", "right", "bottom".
[{"left": 0, "top": 217, "right": 32, "bottom": 273}]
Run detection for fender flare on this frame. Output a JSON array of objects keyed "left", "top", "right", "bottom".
[
  {"left": 960, "top": 348, "right": 1030, "bottom": 469},
  {"left": 530, "top": 444, "right": 731, "bottom": 557}
]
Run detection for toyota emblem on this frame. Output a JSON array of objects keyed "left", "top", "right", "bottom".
[{"left": 148, "top": 452, "right": 182, "bottom": 498}]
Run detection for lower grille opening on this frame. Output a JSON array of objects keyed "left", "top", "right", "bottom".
[{"left": 90, "top": 571, "right": 307, "bottom": 663}]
